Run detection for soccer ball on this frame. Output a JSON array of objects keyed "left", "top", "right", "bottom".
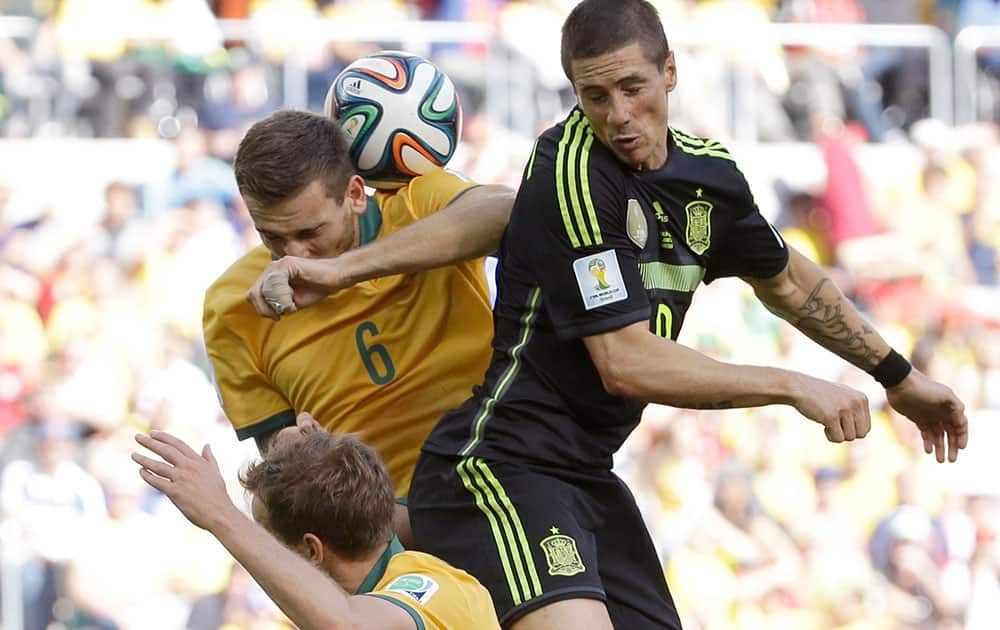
[{"left": 325, "top": 51, "right": 462, "bottom": 190}]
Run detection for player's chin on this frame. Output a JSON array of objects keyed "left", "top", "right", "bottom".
[{"left": 610, "top": 144, "right": 649, "bottom": 170}]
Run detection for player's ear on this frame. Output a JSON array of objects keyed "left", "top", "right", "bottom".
[
  {"left": 664, "top": 51, "right": 677, "bottom": 93},
  {"left": 301, "top": 533, "right": 325, "bottom": 565},
  {"left": 296, "top": 412, "right": 322, "bottom": 432},
  {"left": 344, "top": 174, "right": 367, "bottom": 216}
]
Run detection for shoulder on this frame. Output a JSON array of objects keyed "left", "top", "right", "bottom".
[
  {"left": 382, "top": 551, "right": 488, "bottom": 599},
  {"left": 530, "top": 110, "right": 625, "bottom": 183},
  {"left": 376, "top": 168, "right": 479, "bottom": 224},
  {"left": 203, "top": 245, "right": 270, "bottom": 334},
  {"left": 668, "top": 127, "right": 748, "bottom": 187}
]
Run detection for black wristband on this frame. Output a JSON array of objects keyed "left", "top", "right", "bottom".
[{"left": 868, "top": 349, "right": 912, "bottom": 388}]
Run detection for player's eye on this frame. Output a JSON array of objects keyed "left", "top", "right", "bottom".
[
  {"left": 295, "top": 226, "right": 323, "bottom": 240},
  {"left": 588, "top": 93, "right": 608, "bottom": 105}
]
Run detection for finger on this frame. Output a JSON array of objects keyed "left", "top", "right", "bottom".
[
  {"left": 857, "top": 407, "right": 871, "bottom": 439},
  {"left": 947, "top": 417, "right": 968, "bottom": 463},
  {"left": 139, "top": 467, "right": 170, "bottom": 493},
  {"left": 840, "top": 416, "right": 857, "bottom": 441},
  {"left": 824, "top": 422, "right": 845, "bottom": 443},
  {"left": 131, "top": 452, "right": 175, "bottom": 480},
  {"left": 148, "top": 430, "right": 200, "bottom": 461},
  {"left": 135, "top": 433, "right": 184, "bottom": 465},
  {"left": 202, "top": 444, "right": 219, "bottom": 470},
  {"left": 953, "top": 412, "right": 970, "bottom": 451},
  {"left": 920, "top": 431, "right": 934, "bottom": 455},
  {"left": 262, "top": 270, "right": 296, "bottom": 316},
  {"left": 246, "top": 280, "right": 279, "bottom": 320},
  {"left": 932, "top": 430, "right": 945, "bottom": 464}
]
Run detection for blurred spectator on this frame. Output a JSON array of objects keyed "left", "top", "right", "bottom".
[
  {"left": 0, "top": 419, "right": 108, "bottom": 630},
  {"left": 0, "top": 5, "right": 999, "bottom": 629}
]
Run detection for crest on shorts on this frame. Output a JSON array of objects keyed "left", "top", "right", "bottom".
[
  {"left": 540, "top": 527, "right": 585, "bottom": 577},
  {"left": 685, "top": 195, "right": 713, "bottom": 255},
  {"left": 626, "top": 199, "right": 647, "bottom": 248}
]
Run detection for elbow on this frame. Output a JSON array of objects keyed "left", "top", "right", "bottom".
[{"left": 595, "top": 358, "right": 640, "bottom": 399}]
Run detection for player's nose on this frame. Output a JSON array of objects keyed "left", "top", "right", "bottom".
[
  {"left": 607, "top": 93, "right": 630, "bottom": 126},
  {"left": 284, "top": 240, "right": 310, "bottom": 258}
]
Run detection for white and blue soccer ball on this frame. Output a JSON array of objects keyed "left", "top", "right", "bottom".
[{"left": 325, "top": 50, "right": 462, "bottom": 190}]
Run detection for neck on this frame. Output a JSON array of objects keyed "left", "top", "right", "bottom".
[{"left": 324, "top": 541, "right": 390, "bottom": 595}]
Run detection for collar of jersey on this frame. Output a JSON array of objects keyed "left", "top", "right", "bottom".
[
  {"left": 356, "top": 535, "right": 405, "bottom": 594},
  {"left": 359, "top": 196, "right": 383, "bottom": 246}
]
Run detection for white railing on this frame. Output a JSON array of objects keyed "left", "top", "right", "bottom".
[
  {"left": 0, "top": 16, "right": 38, "bottom": 39},
  {"left": 669, "top": 23, "right": 954, "bottom": 139},
  {"left": 5, "top": 16, "right": 999, "bottom": 138},
  {"left": 955, "top": 26, "right": 1000, "bottom": 125}
]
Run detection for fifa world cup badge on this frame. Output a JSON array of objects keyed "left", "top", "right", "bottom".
[{"left": 540, "top": 527, "right": 585, "bottom": 577}]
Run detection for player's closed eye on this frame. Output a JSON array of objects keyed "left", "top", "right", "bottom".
[{"left": 294, "top": 227, "right": 322, "bottom": 240}]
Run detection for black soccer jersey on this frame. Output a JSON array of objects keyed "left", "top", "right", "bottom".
[{"left": 422, "top": 109, "right": 789, "bottom": 471}]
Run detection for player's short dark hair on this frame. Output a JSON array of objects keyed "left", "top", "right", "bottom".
[
  {"left": 234, "top": 110, "right": 355, "bottom": 210},
  {"left": 241, "top": 432, "right": 395, "bottom": 560},
  {"left": 560, "top": 0, "right": 670, "bottom": 83}
]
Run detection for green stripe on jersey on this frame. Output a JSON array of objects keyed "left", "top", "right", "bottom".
[
  {"left": 526, "top": 138, "right": 539, "bottom": 180},
  {"left": 671, "top": 127, "right": 734, "bottom": 162},
  {"left": 566, "top": 117, "right": 593, "bottom": 247},
  {"left": 555, "top": 112, "right": 583, "bottom": 248},
  {"left": 460, "top": 287, "right": 542, "bottom": 456},
  {"left": 555, "top": 112, "right": 603, "bottom": 248},
  {"left": 474, "top": 459, "right": 542, "bottom": 598},
  {"left": 639, "top": 262, "right": 705, "bottom": 292},
  {"left": 457, "top": 458, "right": 531, "bottom": 605},
  {"left": 578, "top": 128, "right": 602, "bottom": 245}
]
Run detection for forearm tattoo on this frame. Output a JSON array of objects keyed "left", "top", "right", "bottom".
[{"left": 795, "top": 279, "right": 881, "bottom": 369}]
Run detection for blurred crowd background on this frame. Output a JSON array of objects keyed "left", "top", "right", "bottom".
[{"left": 1, "top": 1, "right": 1000, "bottom": 629}]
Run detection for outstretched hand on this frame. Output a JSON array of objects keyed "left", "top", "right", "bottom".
[
  {"left": 886, "top": 369, "right": 968, "bottom": 463},
  {"left": 246, "top": 257, "right": 345, "bottom": 320},
  {"left": 132, "top": 431, "right": 237, "bottom": 531}
]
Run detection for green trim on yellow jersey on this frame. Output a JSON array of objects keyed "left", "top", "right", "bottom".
[
  {"left": 359, "top": 197, "right": 383, "bottom": 245},
  {"left": 358, "top": 536, "right": 406, "bottom": 594},
  {"left": 444, "top": 183, "right": 482, "bottom": 208},
  {"left": 234, "top": 409, "right": 296, "bottom": 441},
  {"left": 365, "top": 594, "right": 425, "bottom": 630}
]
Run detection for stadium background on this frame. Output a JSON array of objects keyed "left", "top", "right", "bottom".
[{"left": 1, "top": 0, "right": 999, "bottom": 628}]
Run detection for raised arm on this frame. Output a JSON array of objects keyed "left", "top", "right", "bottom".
[
  {"left": 248, "top": 184, "right": 514, "bottom": 318},
  {"left": 583, "top": 321, "right": 872, "bottom": 443},
  {"left": 131, "top": 432, "right": 415, "bottom": 630},
  {"left": 742, "top": 246, "right": 968, "bottom": 462}
]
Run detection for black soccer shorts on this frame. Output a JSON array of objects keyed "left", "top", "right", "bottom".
[{"left": 408, "top": 451, "right": 683, "bottom": 629}]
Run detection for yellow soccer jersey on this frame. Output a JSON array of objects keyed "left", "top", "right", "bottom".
[
  {"left": 359, "top": 538, "right": 500, "bottom": 630},
  {"left": 203, "top": 168, "right": 494, "bottom": 496}
]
